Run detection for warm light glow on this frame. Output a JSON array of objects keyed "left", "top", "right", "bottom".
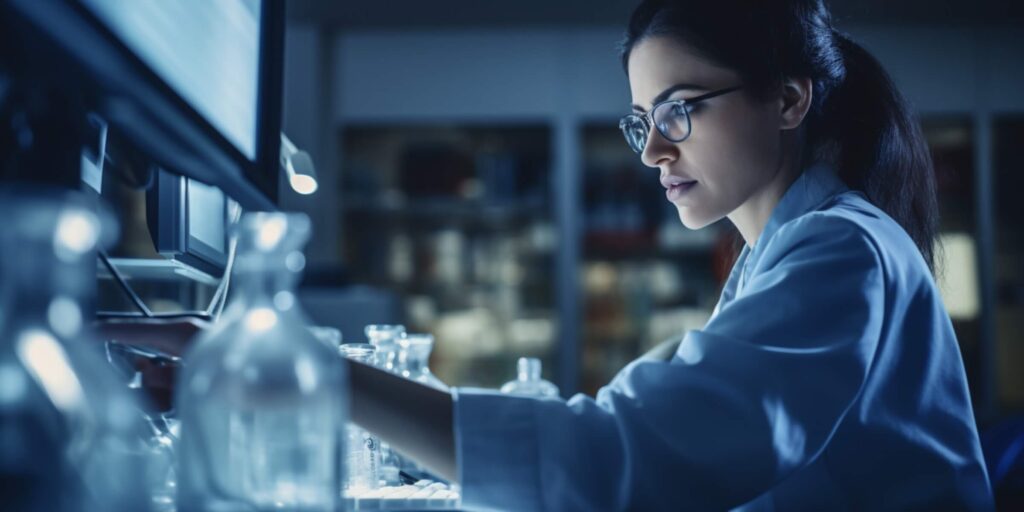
[
  {"left": 53, "top": 210, "right": 99, "bottom": 261},
  {"left": 289, "top": 173, "right": 318, "bottom": 195},
  {"left": 256, "top": 216, "right": 288, "bottom": 250},
  {"left": 936, "top": 233, "right": 980, "bottom": 320},
  {"left": 16, "top": 330, "right": 85, "bottom": 413},
  {"left": 245, "top": 307, "right": 278, "bottom": 332}
]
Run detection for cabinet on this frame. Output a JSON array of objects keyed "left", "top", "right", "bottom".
[
  {"left": 337, "top": 124, "right": 557, "bottom": 388},
  {"left": 578, "top": 123, "right": 736, "bottom": 394},
  {"left": 994, "top": 117, "right": 1024, "bottom": 411},
  {"left": 330, "top": 115, "right": 1024, "bottom": 411}
]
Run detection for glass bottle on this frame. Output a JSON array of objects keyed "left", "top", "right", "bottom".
[
  {"left": 500, "top": 358, "right": 560, "bottom": 398},
  {"left": 176, "top": 212, "right": 346, "bottom": 511},
  {"left": 395, "top": 334, "right": 447, "bottom": 390},
  {"left": 364, "top": 324, "right": 405, "bottom": 372},
  {"left": 338, "top": 343, "right": 382, "bottom": 492},
  {"left": 0, "top": 188, "right": 150, "bottom": 512}
]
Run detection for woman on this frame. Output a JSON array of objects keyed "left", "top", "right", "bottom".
[{"left": 349, "top": 0, "right": 994, "bottom": 509}]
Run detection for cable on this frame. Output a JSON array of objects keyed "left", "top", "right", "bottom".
[
  {"left": 95, "top": 311, "right": 211, "bottom": 321},
  {"left": 98, "top": 249, "right": 154, "bottom": 317},
  {"left": 206, "top": 200, "right": 243, "bottom": 321}
]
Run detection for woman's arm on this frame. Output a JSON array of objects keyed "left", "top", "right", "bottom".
[
  {"left": 346, "top": 359, "right": 458, "bottom": 482},
  {"left": 453, "top": 215, "right": 887, "bottom": 510}
]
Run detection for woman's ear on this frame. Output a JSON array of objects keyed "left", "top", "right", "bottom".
[{"left": 779, "top": 77, "right": 813, "bottom": 130}]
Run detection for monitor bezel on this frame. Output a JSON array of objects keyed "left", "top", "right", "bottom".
[{"left": 0, "top": 0, "right": 284, "bottom": 210}]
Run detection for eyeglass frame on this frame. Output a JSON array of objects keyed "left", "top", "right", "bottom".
[{"left": 619, "top": 85, "right": 743, "bottom": 154}]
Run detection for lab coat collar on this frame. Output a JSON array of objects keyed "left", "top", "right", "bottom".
[{"left": 738, "top": 164, "right": 849, "bottom": 292}]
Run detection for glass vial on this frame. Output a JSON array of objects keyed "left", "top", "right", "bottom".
[
  {"left": 500, "top": 357, "right": 560, "bottom": 398},
  {"left": 395, "top": 334, "right": 447, "bottom": 390},
  {"left": 364, "top": 324, "right": 405, "bottom": 373}
]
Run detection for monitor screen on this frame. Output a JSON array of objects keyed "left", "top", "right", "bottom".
[
  {"left": 187, "top": 179, "right": 227, "bottom": 255},
  {"left": 80, "top": 0, "right": 262, "bottom": 160},
  {"left": 146, "top": 169, "right": 228, "bottom": 277}
]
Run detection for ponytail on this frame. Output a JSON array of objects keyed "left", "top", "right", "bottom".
[{"left": 820, "top": 32, "right": 939, "bottom": 272}]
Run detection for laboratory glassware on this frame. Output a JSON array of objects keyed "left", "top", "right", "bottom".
[
  {"left": 338, "top": 343, "right": 383, "bottom": 492},
  {"left": 364, "top": 324, "right": 405, "bottom": 372},
  {"left": 500, "top": 357, "right": 560, "bottom": 398},
  {"left": 0, "top": 188, "right": 151, "bottom": 512},
  {"left": 176, "top": 212, "right": 346, "bottom": 511},
  {"left": 395, "top": 333, "right": 447, "bottom": 390}
]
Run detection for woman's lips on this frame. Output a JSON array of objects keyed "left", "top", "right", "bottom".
[{"left": 666, "top": 181, "right": 697, "bottom": 201}]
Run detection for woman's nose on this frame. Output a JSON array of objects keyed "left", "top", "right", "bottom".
[{"left": 640, "top": 125, "right": 678, "bottom": 169}]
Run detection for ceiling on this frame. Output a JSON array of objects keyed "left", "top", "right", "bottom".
[{"left": 287, "top": 0, "right": 1024, "bottom": 29}]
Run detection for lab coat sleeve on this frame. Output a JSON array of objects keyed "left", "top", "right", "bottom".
[{"left": 453, "top": 214, "right": 886, "bottom": 511}]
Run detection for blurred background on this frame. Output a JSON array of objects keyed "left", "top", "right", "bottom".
[{"left": 270, "top": 0, "right": 1024, "bottom": 426}]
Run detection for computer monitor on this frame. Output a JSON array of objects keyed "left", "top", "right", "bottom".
[
  {"left": 0, "top": 0, "right": 284, "bottom": 209},
  {"left": 146, "top": 169, "right": 229, "bottom": 277}
]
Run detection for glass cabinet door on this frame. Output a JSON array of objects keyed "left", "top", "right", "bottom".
[
  {"left": 337, "top": 124, "right": 556, "bottom": 388},
  {"left": 921, "top": 117, "right": 984, "bottom": 406},
  {"left": 994, "top": 117, "right": 1024, "bottom": 414},
  {"left": 578, "top": 123, "right": 737, "bottom": 395}
]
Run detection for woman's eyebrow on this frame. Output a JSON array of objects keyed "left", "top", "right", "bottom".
[{"left": 631, "top": 83, "right": 708, "bottom": 112}]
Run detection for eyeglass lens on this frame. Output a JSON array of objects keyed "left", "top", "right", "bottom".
[{"left": 620, "top": 101, "right": 692, "bottom": 154}]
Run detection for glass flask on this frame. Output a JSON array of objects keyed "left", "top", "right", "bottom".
[
  {"left": 395, "top": 334, "right": 447, "bottom": 390},
  {"left": 176, "top": 212, "right": 346, "bottom": 511},
  {"left": 500, "top": 358, "right": 560, "bottom": 398},
  {"left": 338, "top": 343, "right": 382, "bottom": 492},
  {"left": 0, "top": 188, "right": 150, "bottom": 512},
  {"left": 364, "top": 324, "right": 405, "bottom": 372}
]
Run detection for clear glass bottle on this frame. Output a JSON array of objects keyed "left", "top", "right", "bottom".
[
  {"left": 176, "top": 212, "right": 346, "bottom": 511},
  {"left": 364, "top": 324, "right": 405, "bottom": 372},
  {"left": 395, "top": 334, "right": 447, "bottom": 390},
  {"left": 338, "top": 343, "right": 382, "bottom": 492},
  {"left": 500, "top": 358, "right": 560, "bottom": 398},
  {"left": 0, "top": 188, "right": 150, "bottom": 512}
]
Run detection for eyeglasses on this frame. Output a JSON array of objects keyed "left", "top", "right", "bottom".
[{"left": 619, "top": 85, "right": 742, "bottom": 154}]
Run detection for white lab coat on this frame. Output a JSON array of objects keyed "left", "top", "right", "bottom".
[{"left": 453, "top": 165, "right": 993, "bottom": 511}]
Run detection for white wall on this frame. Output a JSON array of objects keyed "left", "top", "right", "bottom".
[
  {"left": 332, "top": 26, "right": 1024, "bottom": 122},
  {"left": 332, "top": 29, "right": 633, "bottom": 122}
]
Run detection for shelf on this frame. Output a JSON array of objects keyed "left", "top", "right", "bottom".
[
  {"left": 583, "top": 243, "right": 717, "bottom": 262},
  {"left": 97, "top": 258, "right": 220, "bottom": 287},
  {"left": 342, "top": 196, "right": 548, "bottom": 227}
]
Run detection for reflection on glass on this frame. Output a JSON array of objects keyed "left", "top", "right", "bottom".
[{"left": 176, "top": 213, "right": 346, "bottom": 511}]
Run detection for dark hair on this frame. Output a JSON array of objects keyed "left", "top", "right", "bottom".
[{"left": 620, "top": 0, "right": 939, "bottom": 272}]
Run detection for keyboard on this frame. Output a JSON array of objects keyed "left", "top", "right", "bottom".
[{"left": 343, "top": 480, "right": 461, "bottom": 510}]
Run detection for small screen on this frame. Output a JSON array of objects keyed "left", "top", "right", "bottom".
[
  {"left": 81, "top": 0, "right": 262, "bottom": 160},
  {"left": 188, "top": 179, "right": 226, "bottom": 253}
]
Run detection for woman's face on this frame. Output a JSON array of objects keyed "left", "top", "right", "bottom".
[{"left": 626, "top": 36, "right": 787, "bottom": 231}]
